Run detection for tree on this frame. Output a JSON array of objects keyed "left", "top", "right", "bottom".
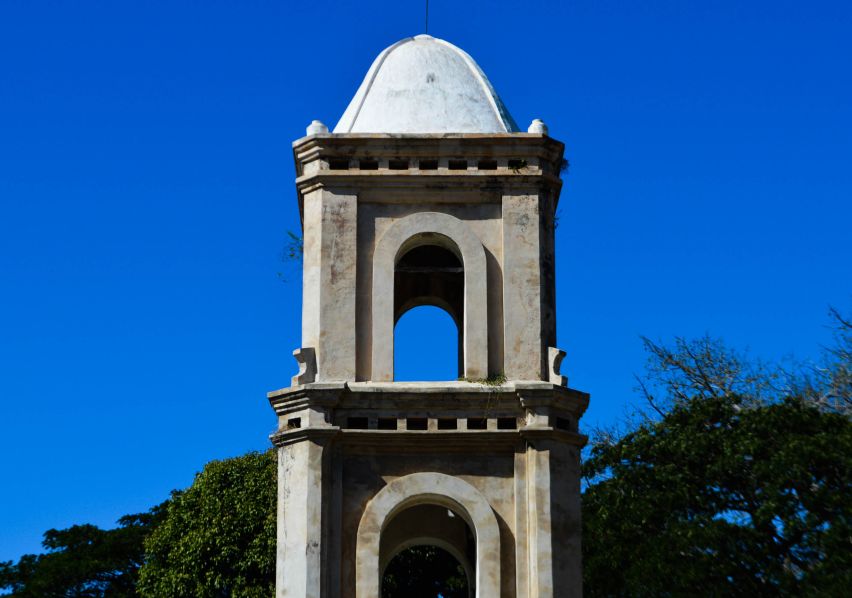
[
  {"left": 635, "top": 305, "right": 852, "bottom": 418},
  {"left": 137, "top": 450, "right": 276, "bottom": 598},
  {"left": 0, "top": 509, "right": 163, "bottom": 597},
  {"left": 583, "top": 394, "right": 852, "bottom": 596},
  {"left": 583, "top": 314, "right": 852, "bottom": 597},
  {"left": 5, "top": 307, "right": 848, "bottom": 596},
  {"left": 636, "top": 334, "right": 781, "bottom": 414},
  {"left": 800, "top": 306, "right": 852, "bottom": 415}
]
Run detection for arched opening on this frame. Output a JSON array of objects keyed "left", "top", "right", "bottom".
[
  {"left": 394, "top": 306, "right": 459, "bottom": 381},
  {"left": 356, "top": 472, "right": 501, "bottom": 597},
  {"left": 379, "top": 504, "right": 474, "bottom": 598},
  {"left": 371, "top": 212, "right": 488, "bottom": 381},
  {"left": 382, "top": 545, "right": 470, "bottom": 598},
  {"left": 393, "top": 241, "right": 464, "bottom": 380}
]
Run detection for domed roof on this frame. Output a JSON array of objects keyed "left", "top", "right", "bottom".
[{"left": 333, "top": 35, "right": 519, "bottom": 134}]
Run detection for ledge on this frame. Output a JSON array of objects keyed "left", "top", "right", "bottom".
[
  {"left": 268, "top": 379, "right": 586, "bottom": 398},
  {"left": 269, "top": 425, "right": 587, "bottom": 450}
]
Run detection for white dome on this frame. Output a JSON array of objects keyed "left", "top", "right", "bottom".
[{"left": 334, "top": 35, "right": 519, "bottom": 134}]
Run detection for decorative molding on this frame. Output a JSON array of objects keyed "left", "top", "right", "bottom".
[
  {"left": 548, "top": 347, "right": 567, "bottom": 387},
  {"left": 291, "top": 347, "right": 317, "bottom": 387}
]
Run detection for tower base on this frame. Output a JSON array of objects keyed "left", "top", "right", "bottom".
[{"left": 269, "top": 381, "right": 588, "bottom": 598}]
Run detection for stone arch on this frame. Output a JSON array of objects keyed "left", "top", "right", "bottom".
[
  {"left": 372, "top": 212, "right": 488, "bottom": 380},
  {"left": 355, "top": 472, "right": 501, "bottom": 597}
]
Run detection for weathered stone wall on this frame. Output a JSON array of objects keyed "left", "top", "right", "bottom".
[
  {"left": 293, "top": 134, "right": 564, "bottom": 384},
  {"left": 275, "top": 132, "right": 585, "bottom": 598}
]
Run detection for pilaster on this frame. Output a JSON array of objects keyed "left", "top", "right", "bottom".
[
  {"left": 277, "top": 438, "right": 326, "bottom": 598},
  {"left": 271, "top": 385, "right": 343, "bottom": 598},
  {"left": 503, "top": 191, "right": 545, "bottom": 380},
  {"left": 301, "top": 187, "right": 357, "bottom": 381}
]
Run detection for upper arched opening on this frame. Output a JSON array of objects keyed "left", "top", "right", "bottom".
[
  {"left": 394, "top": 305, "right": 459, "bottom": 381},
  {"left": 394, "top": 239, "right": 464, "bottom": 380},
  {"left": 394, "top": 241, "right": 464, "bottom": 326},
  {"left": 371, "top": 212, "right": 488, "bottom": 381}
]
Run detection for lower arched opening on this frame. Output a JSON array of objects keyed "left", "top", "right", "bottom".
[
  {"left": 356, "top": 472, "right": 501, "bottom": 597},
  {"left": 382, "top": 544, "right": 471, "bottom": 598},
  {"left": 379, "top": 503, "right": 475, "bottom": 598}
]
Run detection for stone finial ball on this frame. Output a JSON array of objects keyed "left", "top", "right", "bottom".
[
  {"left": 527, "top": 119, "right": 548, "bottom": 135},
  {"left": 527, "top": 118, "right": 547, "bottom": 135},
  {"left": 306, "top": 120, "right": 329, "bottom": 136}
]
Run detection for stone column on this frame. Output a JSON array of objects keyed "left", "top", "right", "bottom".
[
  {"left": 549, "top": 440, "right": 582, "bottom": 596},
  {"left": 277, "top": 438, "right": 327, "bottom": 598},
  {"left": 524, "top": 438, "right": 582, "bottom": 598},
  {"left": 301, "top": 187, "right": 357, "bottom": 381},
  {"left": 502, "top": 192, "right": 544, "bottom": 380}
]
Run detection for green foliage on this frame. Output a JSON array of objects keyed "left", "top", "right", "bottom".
[
  {"left": 462, "top": 373, "right": 507, "bottom": 386},
  {"left": 283, "top": 231, "right": 303, "bottom": 261},
  {"left": 381, "top": 545, "right": 469, "bottom": 598},
  {"left": 277, "top": 231, "right": 304, "bottom": 283},
  {"left": 582, "top": 394, "right": 852, "bottom": 596},
  {"left": 137, "top": 450, "right": 276, "bottom": 598},
  {"left": 0, "top": 509, "right": 163, "bottom": 597}
]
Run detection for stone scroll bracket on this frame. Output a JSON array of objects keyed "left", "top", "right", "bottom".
[
  {"left": 291, "top": 347, "right": 317, "bottom": 387},
  {"left": 548, "top": 346, "right": 567, "bottom": 386}
]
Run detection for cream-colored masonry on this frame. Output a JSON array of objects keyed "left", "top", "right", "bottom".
[{"left": 273, "top": 130, "right": 586, "bottom": 597}]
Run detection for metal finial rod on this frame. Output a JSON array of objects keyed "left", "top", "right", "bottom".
[{"left": 425, "top": 0, "right": 429, "bottom": 34}]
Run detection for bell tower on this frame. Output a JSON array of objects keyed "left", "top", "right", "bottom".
[{"left": 269, "top": 35, "right": 589, "bottom": 597}]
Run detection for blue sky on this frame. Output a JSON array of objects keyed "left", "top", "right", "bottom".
[{"left": 1, "top": 0, "right": 850, "bottom": 562}]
